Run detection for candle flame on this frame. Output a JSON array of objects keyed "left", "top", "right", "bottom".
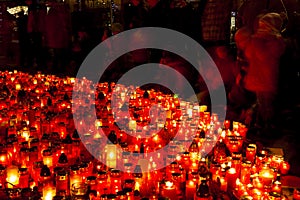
[
  {"left": 165, "top": 181, "right": 173, "bottom": 188},
  {"left": 228, "top": 168, "right": 236, "bottom": 174},
  {"left": 135, "top": 182, "right": 140, "bottom": 191}
]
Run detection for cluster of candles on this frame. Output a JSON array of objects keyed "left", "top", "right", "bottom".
[{"left": 0, "top": 70, "right": 292, "bottom": 200}]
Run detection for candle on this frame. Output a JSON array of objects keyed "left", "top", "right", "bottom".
[
  {"left": 259, "top": 166, "right": 275, "bottom": 186},
  {"left": 271, "top": 181, "right": 282, "bottom": 193},
  {"left": 43, "top": 149, "right": 53, "bottom": 168},
  {"left": 219, "top": 176, "right": 227, "bottom": 192},
  {"left": 251, "top": 188, "right": 263, "bottom": 200},
  {"left": 162, "top": 181, "right": 178, "bottom": 200},
  {"left": 293, "top": 188, "right": 300, "bottom": 200},
  {"left": 106, "top": 144, "right": 117, "bottom": 169},
  {"left": 129, "top": 119, "right": 137, "bottom": 131},
  {"left": 18, "top": 168, "right": 29, "bottom": 189},
  {"left": 246, "top": 144, "right": 256, "bottom": 163},
  {"left": 0, "top": 151, "right": 8, "bottom": 166},
  {"left": 240, "top": 161, "right": 252, "bottom": 184},
  {"left": 43, "top": 185, "right": 56, "bottom": 200},
  {"left": 280, "top": 161, "right": 290, "bottom": 175},
  {"left": 6, "top": 165, "right": 19, "bottom": 188},
  {"left": 185, "top": 180, "right": 196, "bottom": 200},
  {"left": 226, "top": 168, "right": 237, "bottom": 192},
  {"left": 70, "top": 165, "right": 82, "bottom": 191},
  {"left": 110, "top": 169, "right": 122, "bottom": 194},
  {"left": 16, "top": 83, "right": 21, "bottom": 90},
  {"left": 56, "top": 170, "right": 69, "bottom": 196},
  {"left": 252, "top": 175, "right": 264, "bottom": 190}
]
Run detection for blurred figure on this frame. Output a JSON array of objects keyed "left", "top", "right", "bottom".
[
  {"left": 228, "top": 26, "right": 256, "bottom": 123},
  {"left": 201, "top": 0, "right": 235, "bottom": 46},
  {"left": 16, "top": 10, "right": 30, "bottom": 68},
  {"left": 235, "top": 13, "right": 286, "bottom": 130},
  {"left": 45, "top": 1, "right": 71, "bottom": 74},
  {"left": 237, "top": 0, "right": 287, "bottom": 33},
  {"left": 27, "top": 1, "right": 47, "bottom": 69},
  {"left": 123, "top": 0, "right": 148, "bottom": 30}
]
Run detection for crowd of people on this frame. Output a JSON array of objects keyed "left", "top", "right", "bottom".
[{"left": 12, "top": 0, "right": 300, "bottom": 133}]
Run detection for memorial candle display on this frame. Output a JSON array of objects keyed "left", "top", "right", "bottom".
[{"left": 0, "top": 70, "right": 292, "bottom": 199}]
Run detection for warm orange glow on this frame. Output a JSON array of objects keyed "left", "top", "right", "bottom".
[{"left": 165, "top": 181, "right": 174, "bottom": 188}]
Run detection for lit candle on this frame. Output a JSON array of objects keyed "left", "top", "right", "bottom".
[
  {"left": 199, "top": 105, "right": 207, "bottom": 112},
  {"left": 129, "top": 119, "right": 137, "bottom": 131},
  {"left": 226, "top": 168, "right": 237, "bottom": 192},
  {"left": 6, "top": 165, "right": 19, "bottom": 188},
  {"left": 240, "top": 161, "right": 252, "bottom": 184},
  {"left": 43, "top": 185, "right": 56, "bottom": 200},
  {"left": 106, "top": 144, "right": 117, "bottom": 169},
  {"left": 219, "top": 176, "right": 227, "bottom": 192},
  {"left": 293, "top": 188, "right": 300, "bottom": 200},
  {"left": 0, "top": 151, "right": 8, "bottom": 166},
  {"left": 70, "top": 165, "right": 82, "bottom": 191},
  {"left": 162, "top": 181, "right": 177, "bottom": 200},
  {"left": 272, "top": 181, "right": 282, "bottom": 193},
  {"left": 252, "top": 175, "right": 264, "bottom": 190},
  {"left": 16, "top": 83, "right": 21, "bottom": 90},
  {"left": 259, "top": 166, "right": 275, "bottom": 186},
  {"left": 18, "top": 168, "right": 29, "bottom": 189},
  {"left": 251, "top": 188, "right": 263, "bottom": 200},
  {"left": 43, "top": 149, "right": 53, "bottom": 168},
  {"left": 185, "top": 180, "right": 196, "bottom": 200},
  {"left": 280, "top": 161, "right": 290, "bottom": 175},
  {"left": 56, "top": 170, "right": 69, "bottom": 196},
  {"left": 21, "top": 128, "right": 30, "bottom": 142},
  {"left": 246, "top": 144, "right": 256, "bottom": 163}
]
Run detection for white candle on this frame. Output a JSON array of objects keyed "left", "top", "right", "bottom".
[{"left": 106, "top": 144, "right": 117, "bottom": 169}]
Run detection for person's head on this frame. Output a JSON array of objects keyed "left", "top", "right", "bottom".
[
  {"left": 131, "top": 0, "right": 140, "bottom": 6},
  {"left": 215, "top": 46, "right": 230, "bottom": 59},
  {"left": 257, "top": 12, "right": 283, "bottom": 33},
  {"left": 145, "top": 0, "right": 159, "bottom": 8},
  {"left": 234, "top": 26, "right": 252, "bottom": 50},
  {"left": 111, "top": 23, "right": 123, "bottom": 35}
]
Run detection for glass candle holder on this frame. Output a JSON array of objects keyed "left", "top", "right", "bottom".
[
  {"left": 43, "top": 184, "right": 56, "bottom": 200},
  {"left": 280, "top": 161, "right": 290, "bottom": 175},
  {"left": 240, "top": 161, "right": 252, "bottom": 184},
  {"left": 161, "top": 180, "right": 177, "bottom": 200},
  {"left": 18, "top": 167, "right": 29, "bottom": 189},
  {"left": 70, "top": 165, "right": 82, "bottom": 191},
  {"left": 56, "top": 170, "right": 69, "bottom": 196},
  {"left": 71, "top": 182, "right": 88, "bottom": 197},
  {"left": 271, "top": 181, "right": 282, "bottom": 193},
  {"left": 6, "top": 165, "right": 20, "bottom": 188},
  {"left": 259, "top": 165, "right": 275, "bottom": 187},
  {"left": 43, "top": 149, "right": 53, "bottom": 168},
  {"left": 246, "top": 144, "right": 256, "bottom": 163},
  {"left": 0, "top": 150, "right": 8, "bottom": 166},
  {"left": 97, "top": 170, "right": 109, "bottom": 195}
]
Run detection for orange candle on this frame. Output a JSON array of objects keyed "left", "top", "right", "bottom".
[
  {"left": 246, "top": 144, "right": 256, "bottom": 163},
  {"left": 280, "top": 161, "right": 290, "bottom": 175},
  {"left": 259, "top": 165, "right": 275, "bottom": 186},
  {"left": 185, "top": 179, "right": 196, "bottom": 200},
  {"left": 293, "top": 188, "right": 300, "bottom": 200},
  {"left": 43, "top": 185, "right": 56, "bottom": 200},
  {"left": 252, "top": 175, "right": 264, "bottom": 190},
  {"left": 162, "top": 181, "right": 177, "bottom": 200},
  {"left": 271, "top": 181, "right": 282, "bottom": 193},
  {"left": 6, "top": 165, "right": 19, "bottom": 188},
  {"left": 219, "top": 176, "right": 227, "bottom": 192},
  {"left": 226, "top": 168, "right": 238, "bottom": 192},
  {"left": 240, "top": 161, "right": 251, "bottom": 184},
  {"left": 0, "top": 151, "right": 8, "bottom": 166}
]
